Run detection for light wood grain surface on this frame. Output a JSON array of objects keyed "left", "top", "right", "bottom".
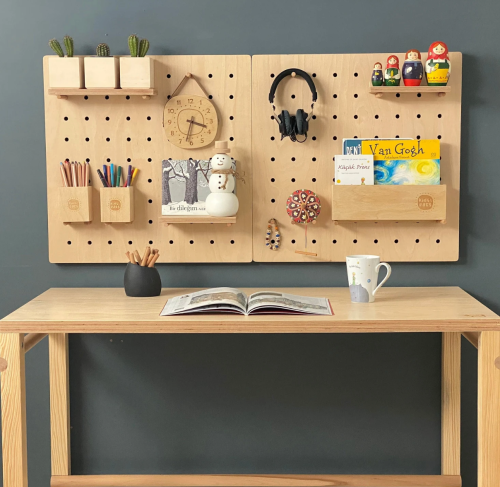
[
  {"left": 0, "top": 287, "right": 498, "bottom": 333},
  {"left": 50, "top": 474, "right": 461, "bottom": 487}
]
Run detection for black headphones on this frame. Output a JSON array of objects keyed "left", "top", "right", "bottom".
[{"left": 269, "top": 68, "right": 317, "bottom": 143}]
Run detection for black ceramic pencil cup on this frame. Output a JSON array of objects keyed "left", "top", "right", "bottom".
[{"left": 124, "top": 263, "right": 162, "bottom": 297}]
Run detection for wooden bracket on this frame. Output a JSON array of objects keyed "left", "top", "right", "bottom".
[
  {"left": 0, "top": 357, "right": 7, "bottom": 372},
  {"left": 24, "top": 333, "right": 48, "bottom": 352},
  {"left": 462, "top": 332, "right": 479, "bottom": 349}
]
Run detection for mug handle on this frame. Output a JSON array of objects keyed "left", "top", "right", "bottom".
[{"left": 372, "top": 262, "right": 392, "bottom": 296}]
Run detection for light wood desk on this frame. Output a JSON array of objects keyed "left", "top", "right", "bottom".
[{"left": 0, "top": 287, "right": 499, "bottom": 487}]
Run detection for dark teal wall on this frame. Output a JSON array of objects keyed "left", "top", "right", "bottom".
[{"left": 1, "top": 1, "right": 497, "bottom": 485}]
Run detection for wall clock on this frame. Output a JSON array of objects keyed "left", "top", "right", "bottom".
[{"left": 163, "top": 73, "right": 219, "bottom": 149}]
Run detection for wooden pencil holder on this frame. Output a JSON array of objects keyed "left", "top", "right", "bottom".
[
  {"left": 124, "top": 263, "right": 162, "bottom": 297},
  {"left": 100, "top": 187, "right": 134, "bottom": 223},
  {"left": 59, "top": 187, "right": 93, "bottom": 223},
  {"left": 119, "top": 57, "right": 154, "bottom": 89},
  {"left": 84, "top": 56, "right": 120, "bottom": 88},
  {"left": 48, "top": 57, "right": 85, "bottom": 89}
]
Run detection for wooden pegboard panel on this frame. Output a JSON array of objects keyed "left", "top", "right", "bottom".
[
  {"left": 44, "top": 55, "right": 252, "bottom": 263},
  {"left": 252, "top": 53, "right": 462, "bottom": 262}
]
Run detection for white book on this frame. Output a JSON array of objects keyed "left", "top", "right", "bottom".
[{"left": 334, "top": 155, "right": 374, "bottom": 185}]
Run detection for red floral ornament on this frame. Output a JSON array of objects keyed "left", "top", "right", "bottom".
[{"left": 286, "top": 189, "right": 321, "bottom": 224}]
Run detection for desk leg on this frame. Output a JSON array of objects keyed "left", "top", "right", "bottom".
[
  {"left": 0, "top": 333, "right": 28, "bottom": 487},
  {"left": 49, "top": 334, "right": 71, "bottom": 476},
  {"left": 478, "top": 331, "right": 500, "bottom": 487},
  {"left": 441, "top": 332, "right": 461, "bottom": 475}
]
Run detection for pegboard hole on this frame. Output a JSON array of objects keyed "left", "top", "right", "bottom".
[
  {"left": 64, "top": 137, "right": 69, "bottom": 142},
  {"left": 148, "top": 199, "right": 153, "bottom": 204},
  {"left": 291, "top": 157, "right": 295, "bottom": 161},
  {"left": 312, "top": 136, "right": 317, "bottom": 141},
  {"left": 230, "top": 240, "right": 235, "bottom": 244},
  {"left": 417, "top": 114, "right": 421, "bottom": 118},
  {"left": 354, "top": 72, "right": 358, "bottom": 77},
  {"left": 149, "top": 240, "right": 153, "bottom": 245},
  {"left": 125, "top": 95, "right": 130, "bottom": 100},
  {"left": 270, "top": 73, "right": 275, "bottom": 78},
  {"left": 436, "top": 239, "right": 441, "bottom": 244},
  {"left": 333, "top": 115, "right": 337, "bottom": 119},
  {"left": 312, "top": 178, "right": 316, "bottom": 182},
  {"left": 108, "top": 241, "right": 112, "bottom": 245},
  {"left": 333, "top": 136, "right": 337, "bottom": 140},
  {"left": 396, "top": 93, "right": 400, "bottom": 98},
  {"left": 127, "top": 158, "right": 131, "bottom": 162},
  {"left": 353, "top": 239, "right": 358, "bottom": 244},
  {"left": 374, "top": 239, "right": 378, "bottom": 244},
  {"left": 437, "top": 135, "right": 442, "bottom": 139},
  {"left": 148, "top": 158, "right": 152, "bottom": 162},
  {"left": 333, "top": 73, "right": 337, "bottom": 77},
  {"left": 230, "top": 116, "right": 234, "bottom": 120},
  {"left": 291, "top": 94, "right": 296, "bottom": 99},
  {"left": 395, "top": 135, "right": 400, "bottom": 138},
  {"left": 106, "top": 137, "right": 110, "bottom": 142},
  {"left": 416, "top": 239, "right": 420, "bottom": 243},
  {"left": 169, "top": 240, "right": 174, "bottom": 244},
  {"left": 394, "top": 239, "right": 399, "bottom": 244},
  {"left": 271, "top": 178, "right": 275, "bottom": 182},
  {"left": 229, "top": 73, "right": 234, "bottom": 78},
  {"left": 167, "top": 74, "right": 171, "bottom": 78},
  {"left": 208, "top": 95, "right": 213, "bottom": 99},
  {"left": 229, "top": 137, "right": 234, "bottom": 141},
  {"left": 353, "top": 135, "right": 358, "bottom": 138},
  {"left": 148, "top": 178, "right": 152, "bottom": 183},
  {"left": 354, "top": 94, "right": 358, "bottom": 98},
  {"left": 85, "top": 137, "right": 90, "bottom": 142},
  {"left": 105, "top": 116, "right": 110, "bottom": 121},
  {"left": 417, "top": 93, "right": 422, "bottom": 97},
  {"left": 128, "top": 241, "right": 133, "bottom": 245},
  {"left": 147, "top": 137, "right": 152, "bottom": 142},
  {"left": 107, "top": 158, "right": 111, "bottom": 162},
  {"left": 84, "top": 95, "right": 88, "bottom": 100},
  {"left": 271, "top": 199, "right": 275, "bottom": 203},
  {"left": 127, "top": 137, "right": 131, "bottom": 142},
  {"left": 333, "top": 94, "right": 338, "bottom": 98},
  {"left": 271, "top": 157, "right": 275, "bottom": 162},
  {"left": 67, "top": 241, "right": 71, "bottom": 245},
  {"left": 291, "top": 239, "right": 296, "bottom": 244},
  {"left": 374, "top": 135, "right": 379, "bottom": 138},
  {"left": 312, "top": 239, "right": 316, "bottom": 244},
  {"left": 210, "top": 240, "right": 215, "bottom": 244},
  {"left": 375, "top": 115, "right": 379, "bottom": 119},
  {"left": 354, "top": 115, "right": 358, "bottom": 120},
  {"left": 149, "top": 220, "right": 153, "bottom": 224},
  {"left": 312, "top": 157, "right": 316, "bottom": 162},
  {"left": 63, "top": 116, "right": 68, "bottom": 121},
  {"left": 416, "top": 135, "right": 421, "bottom": 140},
  {"left": 312, "top": 73, "right": 317, "bottom": 77},
  {"left": 271, "top": 136, "right": 275, "bottom": 141},
  {"left": 147, "top": 116, "right": 151, "bottom": 120},
  {"left": 105, "top": 95, "right": 110, "bottom": 100},
  {"left": 86, "top": 158, "right": 90, "bottom": 162},
  {"left": 189, "top": 240, "right": 194, "bottom": 244},
  {"left": 87, "top": 241, "right": 92, "bottom": 245},
  {"left": 229, "top": 95, "right": 234, "bottom": 99},
  {"left": 395, "top": 114, "right": 400, "bottom": 119},
  {"left": 126, "top": 116, "right": 131, "bottom": 121},
  {"left": 291, "top": 178, "right": 295, "bottom": 182},
  {"left": 438, "top": 114, "right": 442, "bottom": 118},
  {"left": 332, "top": 240, "right": 337, "bottom": 244},
  {"left": 208, "top": 73, "right": 213, "bottom": 78}
]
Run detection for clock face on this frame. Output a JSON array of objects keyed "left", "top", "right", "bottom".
[{"left": 163, "top": 94, "right": 219, "bottom": 149}]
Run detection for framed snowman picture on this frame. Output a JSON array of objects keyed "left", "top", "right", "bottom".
[{"left": 161, "top": 158, "right": 236, "bottom": 216}]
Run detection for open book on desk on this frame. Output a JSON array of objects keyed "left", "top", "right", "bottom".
[{"left": 161, "top": 287, "right": 333, "bottom": 316}]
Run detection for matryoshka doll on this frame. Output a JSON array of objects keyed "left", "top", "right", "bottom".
[
  {"left": 371, "top": 62, "right": 384, "bottom": 86},
  {"left": 402, "top": 49, "right": 423, "bottom": 86},
  {"left": 425, "top": 41, "right": 451, "bottom": 86},
  {"left": 384, "top": 55, "right": 401, "bottom": 86}
]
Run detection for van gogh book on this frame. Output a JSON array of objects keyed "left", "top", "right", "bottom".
[
  {"left": 343, "top": 138, "right": 412, "bottom": 156},
  {"left": 161, "top": 288, "right": 333, "bottom": 316},
  {"left": 334, "top": 155, "right": 374, "bottom": 185},
  {"left": 162, "top": 158, "right": 236, "bottom": 215},
  {"left": 361, "top": 139, "right": 440, "bottom": 185}
]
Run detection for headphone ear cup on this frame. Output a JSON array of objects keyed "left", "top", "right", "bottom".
[
  {"left": 295, "top": 109, "right": 309, "bottom": 135},
  {"left": 282, "top": 110, "right": 292, "bottom": 136}
]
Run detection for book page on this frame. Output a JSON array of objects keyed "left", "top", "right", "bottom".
[
  {"left": 247, "top": 292, "right": 332, "bottom": 315},
  {"left": 161, "top": 287, "right": 247, "bottom": 316}
]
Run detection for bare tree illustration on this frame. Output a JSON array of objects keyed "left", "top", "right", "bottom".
[
  {"left": 162, "top": 160, "right": 210, "bottom": 206},
  {"left": 162, "top": 160, "right": 183, "bottom": 205},
  {"left": 184, "top": 159, "right": 204, "bottom": 204}
]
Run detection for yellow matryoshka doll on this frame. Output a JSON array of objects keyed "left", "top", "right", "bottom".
[{"left": 425, "top": 41, "right": 451, "bottom": 86}]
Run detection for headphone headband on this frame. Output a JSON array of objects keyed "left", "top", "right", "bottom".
[{"left": 268, "top": 68, "right": 318, "bottom": 104}]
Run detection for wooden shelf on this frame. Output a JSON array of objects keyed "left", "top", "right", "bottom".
[
  {"left": 369, "top": 84, "right": 451, "bottom": 98},
  {"left": 331, "top": 185, "right": 446, "bottom": 223},
  {"left": 160, "top": 216, "right": 236, "bottom": 227},
  {"left": 48, "top": 88, "right": 157, "bottom": 100}
]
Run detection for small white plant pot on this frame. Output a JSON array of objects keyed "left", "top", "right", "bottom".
[
  {"left": 120, "top": 57, "right": 154, "bottom": 89},
  {"left": 84, "top": 57, "right": 120, "bottom": 88},
  {"left": 48, "top": 57, "right": 84, "bottom": 88}
]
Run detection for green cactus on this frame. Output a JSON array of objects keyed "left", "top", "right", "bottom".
[
  {"left": 49, "top": 38, "right": 64, "bottom": 57},
  {"left": 96, "top": 43, "right": 110, "bottom": 57},
  {"left": 63, "top": 35, "right": 74, "bottom": 57},
  {"left": 128, "top": 34, "right": 139, "bottom": 57},
  {"left": 138, "top": 38, "right": 149, "bottom": 57}
]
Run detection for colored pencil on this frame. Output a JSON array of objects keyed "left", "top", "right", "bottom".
[
  {"left": 131, "top": 168, "right": 139, "bottom": 186},
  {"left": 116, "top": 166, "right": 122, "bottom": 188},
  {"left": 148, "top": 252, "right": 160, "bottom": 267},
  {"left": 126, "top": 165, "right": 132, "bottom": 187},
  {"left": 96, "top": 169, "right": 108, "bottom": 187},
  {"left": 141, "top": 246, "right": 151, "bottom": 266},
  {"left": 60, "top": 163, "right": 69, "bottom": 187},
  {"left": 64, "top": 160, "right": 71, "bottom": 186},
  {"left": 110, "top": 164, "right": 115, "bottom": 187},
  {"left": 71, "top": 163, "right": 77, "bottom": 187}
]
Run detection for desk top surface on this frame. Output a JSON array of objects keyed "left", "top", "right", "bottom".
[{"left": 1, "top": 287, "right": 499, "bottom": 333}]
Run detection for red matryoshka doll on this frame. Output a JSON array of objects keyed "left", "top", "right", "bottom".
[
  {"left": 371, "top": 62, "right": 384, "bottom": 86},
  {"left": 384, "top": 55, "right": 401, "bottom": 86},
  {"left": 402, "top": 49, "right": 423, "bottom": 86},
  {"left": 425, "top": 41, "right": 451, "bottom": 86}
]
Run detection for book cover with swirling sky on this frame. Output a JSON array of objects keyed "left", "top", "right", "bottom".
[{"left": 361, "top": 139, "right": 440, "bottom": 185}]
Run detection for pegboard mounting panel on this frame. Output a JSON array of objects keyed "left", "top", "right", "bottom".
[
  {"left": 252, "top": 53, "right": 462, "bottom": 262},
  {"left": 44, "top": 55, "right": 252, "bottom": 263}
]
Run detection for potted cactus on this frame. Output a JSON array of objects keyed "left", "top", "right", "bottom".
[
  {"left": 84, "top": 43, "right": 120, "bottom": 89},
  {"left": 47, "top": 36, "right": 84, "bottom": 88},
  {"left": 120, "top": 35, "right": 154, "bottom": 89}
]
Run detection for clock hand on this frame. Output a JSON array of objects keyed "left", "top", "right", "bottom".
[
  {"left": 186, "top": 119, "right": 207, "bottom": 128},
  {"left": 185, "top": 116, "right": 194, "bottom": 141}
]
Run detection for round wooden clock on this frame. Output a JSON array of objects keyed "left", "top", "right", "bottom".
[{"left": 163, "top": 74, "right": 219, "bottom": 150}]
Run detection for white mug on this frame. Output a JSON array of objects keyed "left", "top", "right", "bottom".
[{"left": 346, "top": 255, "right": 392, "bottom": 303}]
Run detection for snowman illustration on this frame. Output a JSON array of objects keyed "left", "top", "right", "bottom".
[{"left": 206, "top": 141, "right": 239, "bottom": 217}]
